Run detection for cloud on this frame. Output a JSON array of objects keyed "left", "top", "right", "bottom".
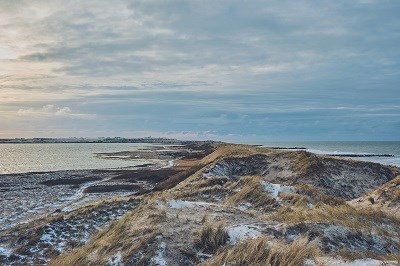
[
  {"left": 0, "top": 1, "right": 399, "bottom": 140},
  {"left": 17, "top": 104, "right": 95, "bottom": 119}
]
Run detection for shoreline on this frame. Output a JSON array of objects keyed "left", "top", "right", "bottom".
[{"left": 0, "top": 142, "right": 214, "bottom": 231}]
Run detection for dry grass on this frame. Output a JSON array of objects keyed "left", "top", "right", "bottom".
[
  {"left": 268, "top": 203, "right": 400, "bottom": 237},
  {"left": 50, "top": 204, "right": 164, "bottom": 266},
  {"left": 226, "top": 176, "right": 277, "bottom": 210},
  {"left": 200, "top": 144, "right": 258, "bottom": 164},
  {"left": 199, "top": 143, "right": 280, "bottom": 168},
  {"left": 195, "top": 222, "right": 229, "bottom": 253},
  {"left": 279, "top": 192, "right": 309, "bottom": 207},
  {"left": 153, "top": 163, "right": 205, "bottom": 191},
  {"left": 165, "top": 144, "right": 279, "bottom": 202},
  {"left": 201, "top": 236, "right": 319, "bottom": 266},
  {"left": 292, "top": 151, "right": 324, "bottom": 177},
  {"left": 349, "top": 175, "right": 400, "bottom": 217},
  {"left": 333, "top": 248, "right": 400, "bottom": 261},
  {"left": 296, "top": 184, "right": 345, "bottom": 206},
  {"left": 173, "top": 176, "right": 235, "bottom": 201},
  {"left": 372, "top": 175, "right": 400, "bottom": 204},
  {"left": 382, "top": 253, "right": 400, "bottom": 265}
]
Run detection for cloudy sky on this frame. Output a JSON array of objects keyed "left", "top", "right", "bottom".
[{"left": 0, "top": 0, "right": 399, "bottom": 141}]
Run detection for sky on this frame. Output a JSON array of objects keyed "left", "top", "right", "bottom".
[{"left": 0, "top": 0, "right": 399, "bottom": 142}]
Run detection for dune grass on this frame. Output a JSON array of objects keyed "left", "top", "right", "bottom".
[
  {"left": 50, "top": 205, "right": 165, "bottom": 266},
  {"left": 268, "top": 203, "right": 400, "bottom": 237},
  {"left": 195, "top": 222, "right": 229, "bottom": 253},
  {"left": 225, "top": 176, "right": 277, "bottom": 210},
  {"left": 201, "top": 236, "right": 319, "bottom": 266},
  {"left": 372, "top": 175, "right": 400, "bottom": 204},
  {"left": 295, "top": 184, "right": 345, "bottom": 206}
]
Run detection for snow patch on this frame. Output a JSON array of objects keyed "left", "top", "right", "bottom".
[
  {"left": 149, "top": 238, "right": 167, "bottom": 266},
  {"left": 3, "top": 200, "right": 138, "bottom": 265},
  {"left": 237, "top": 202, "right": 253, "bottom": 211},
  {"left": 168, "top": 200, "right": 216, "bottom": 209},
  {"left": 162, "top": 160, "right": 174, "bottom": 169},
  {"left": 0, "top": 246, "right": 12, "bottom": 257},
  {"left": 305, "top": 257, "right": 397, "bottom": 266},
  {"left": 261, "top": 181, "right": 296, "bottom": 200},
  {"left": 108, "top": 251, "right": 123, "bottom": 266},
  {"left": 228, "top": 224, "right": 262, "bottom": 244}
]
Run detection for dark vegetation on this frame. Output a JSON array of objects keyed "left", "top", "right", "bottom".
[
  {"left": 41, "top": 177, "right": 102, "bottom": 186},
  {"left": 195, "top": 223, "right": 229, "bottom": 253},
  {"left": 109, "top": 168, "right": 180, "bottom": 183},
  {"left": 83, "top": 184, "right": 142, "bottom": 193}
]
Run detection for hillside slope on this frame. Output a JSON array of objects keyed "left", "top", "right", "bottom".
[{"left": 349, "top": 175, "right": 400, "bottom": 215}]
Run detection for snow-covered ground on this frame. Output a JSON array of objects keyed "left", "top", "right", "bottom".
[
  {"left": 149, "top": 236, "right": 167, "bottom": 266},
  {"left": 227, "top": 224, "right": 262, "bottom": 244},
  {"left": 305, "top": 257, "right": 398, "bottom": 266},
  {"left": 167, "top": 200, "right": 217, "bottom": 209},
  {"left": 108, "top": 251, "right": 123, "bottom": 266},
  {"left": 0, "top": 170, "right": 100, "bottom": 230},
  {"left": 162, "top": 160, "right": 175, "bottom": 169},
  {"left": 0, "top": 199, "right": 139, "bottom": 265},
  {"left": 0, "top": 169, "right": 145, "bottom": 231},
  {"left": 0, "top": 247, "right": 11, "bottom": 257},
  {"left": 261, "top": 181, "right": 296, "bottom": 200}
]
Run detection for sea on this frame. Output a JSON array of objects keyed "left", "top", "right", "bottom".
[
  {"left": 259, "top": 141, "right": 400, "bottom": 167},
  {"left": 0, "top": 141, "right": 399, "bottom": 175},
  {"left": 0, "top": 143, "right": 152, "bottom": 174}
]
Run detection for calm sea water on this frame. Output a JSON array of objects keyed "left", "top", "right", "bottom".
[
  {"left": 0, "top": 143, "right": 152, "bottom": 174},
  {"left": 259, "top": 141, "right": 400, "bottom": 167}
]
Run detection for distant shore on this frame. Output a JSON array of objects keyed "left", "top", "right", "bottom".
[{"left": 0, "top": 137, "right": 187, "bottom": 144}]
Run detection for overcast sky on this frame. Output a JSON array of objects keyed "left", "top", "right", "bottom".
[{"left": 0, "top": 0, "right": 399, "bottom": 141}]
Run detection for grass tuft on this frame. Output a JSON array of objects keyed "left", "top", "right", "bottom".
[
  {"left": 201, "top": 236, "right": 319, "bottom": 266},
  {"left": 268, "top": 203, "right": 400, "bottom": 238},
  {"left": 226, "top": 176, "right": 277, "bottom": 210},
  {"left": 195, "top": 222, "right": 229, "bottom": 253}
]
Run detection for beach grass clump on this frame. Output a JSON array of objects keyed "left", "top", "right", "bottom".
[
  {"left": 268, "top": 203, "right": 400, "bottom": 236},
  {"left": 279, "top": 192, "right": 309, "bottom": 206},
  {"left": 195, "top": 222, "right": 229, "bottom": 253},
  {"left": 226, "top": 176, "right": 276, "bottom": 209},
  {"left": 201, "top": 236, "right": 319, "bottom": 266}
]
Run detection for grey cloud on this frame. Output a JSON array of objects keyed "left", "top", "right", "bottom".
[{"left": 1, "top": 0, "right": 399, "bottom": 140}]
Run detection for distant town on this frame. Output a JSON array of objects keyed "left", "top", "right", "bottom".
[{"left": 0, "top": 137, "right": 185, "bottom": 144}]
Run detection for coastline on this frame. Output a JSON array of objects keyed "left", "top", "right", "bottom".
[{"left": 0, "top": 142, "right": 214, "bottom": 231}]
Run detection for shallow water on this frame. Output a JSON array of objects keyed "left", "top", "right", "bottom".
[{"left": 0, "top": 143, "right": 152, "bottom": 174}]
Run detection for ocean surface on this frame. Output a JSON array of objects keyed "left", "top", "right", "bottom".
[
  {"left": 259, "top": 141, "right": 400, "bottom": 167},
  {"left": 0, "top": 143, "right": 153, "bottom": 174}
]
